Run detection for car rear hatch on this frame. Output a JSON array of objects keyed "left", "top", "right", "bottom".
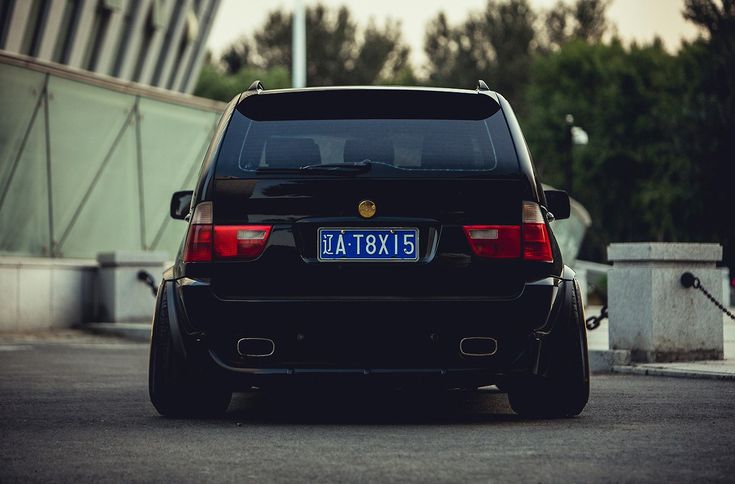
[
  {"left": 188, "top": 88, "right": 545, "bottom": 300},
  {"left": 210, "top": 176, "right": 533, "bottom": 299}
]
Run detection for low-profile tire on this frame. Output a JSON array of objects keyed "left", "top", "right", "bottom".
[
  {"left": 148, "top": 283, "right": 231, "bottom": 418},
  {"left": 508, "top": 279, "right": 590, "bottom": 418}
]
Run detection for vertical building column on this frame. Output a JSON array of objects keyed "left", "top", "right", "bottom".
[
  {"left": 66, "top": 0, "right": 98, "bottom": 68},
  {"left": 150, "top": 0, "right": 191, "bottom": 89},
  {"left": 180, "top": 0, "right": 220, "bottom": 93},
  {"left": 135, "top": 0, "right": 171, "bottom": 85},
  {"left": 94, "top": 0, "right": 129, "bottom": 75},
  {"left": 36, "top": 0, "right": 67, "bottom": 61},
  {"left": 4, "top": 1, "right": 33, "bottom": 52},
  {"left": 116, "top": 0, "right": 153, "bottom": 81},
  {"left": 167, "top": 8, "right": 197, "bottom": 91}
]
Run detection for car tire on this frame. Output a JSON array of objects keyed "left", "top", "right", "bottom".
[
  {"left": 148, "top": 283, "right": 232, "bottom": 418},
  {"left": 508, "top": 279, "right": 590, "bottom": 418}
]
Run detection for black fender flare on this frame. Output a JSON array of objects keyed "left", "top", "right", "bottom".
[
  {"left": 561, "top": 264, "right": 576, "bottom": 281},
  {"left": 535, "top": 276, "right": 587, "bottom": 379},
  {"left": 157, "top": 280, "right": 188, "bottom": 360}
]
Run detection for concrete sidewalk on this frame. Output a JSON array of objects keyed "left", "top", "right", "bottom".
[{"left": 586, "top": 305, "right": 735, "bottom": 380}]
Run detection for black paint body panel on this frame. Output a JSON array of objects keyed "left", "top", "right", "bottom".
[{"left": 163, "top": 86, "right": 575, "bottom": 388}]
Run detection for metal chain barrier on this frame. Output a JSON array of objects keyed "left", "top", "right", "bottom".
[
  {"left": 585, "top": 304, "right": 607, "bottom": 331},
  {"left": 680, "top": 272, "right": 735, "bottom": 320},
  {"left": 137, "top": 270, "right": 158, "bottom": 297}
]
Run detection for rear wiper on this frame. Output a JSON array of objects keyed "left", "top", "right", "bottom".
[
  {"left": 255, "top": 166, "right": 303, "bottom": 174},
  {"left": 301, "top": 161, "right": 372, "bottom": 174},
  {"left": 255, "top": 161, "right": 372, "bottom": 175}
]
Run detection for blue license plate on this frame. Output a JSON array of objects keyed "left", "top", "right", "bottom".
[{"left": 318, "top": 228, "right": 419, "bottom": 262}]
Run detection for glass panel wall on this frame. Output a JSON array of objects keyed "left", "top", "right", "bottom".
[{"left": 0, "top": 59, "right": 221, "bottom": 259}]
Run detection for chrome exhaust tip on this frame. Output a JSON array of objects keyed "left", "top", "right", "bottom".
[
  {"left": 459, "top": 337, "right": 498, "bottom": 357},
  {"left": 237, "top": 337, "right": 275, "bottom": 357}
]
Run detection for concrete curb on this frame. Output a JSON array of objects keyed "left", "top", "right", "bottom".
[
  {"left": 83, "top": 322, "right": 151, "bottom": 343},
  {"left": 589, "top": 349, "right": 631, "bottom": 374},
  {"left": 590, "top": 349, "right": 735, "bottom": 380},
  {"left": 611, "top": 364, "right": 735, "bottom": 381}
]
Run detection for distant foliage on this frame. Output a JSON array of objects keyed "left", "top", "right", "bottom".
[
  {"left": 677, "top": 0, "right": 735, "bottom": 266},
  {"left": 195, "top": 3, "right": 413, "bottom": 100},
  {"left": 424, "top": 0, "right": 536, "bottom": 112},
  {"left": 525, "top": 0, "right": 734, "bottom": 265},
  {"left": 524, "top": 40, "right": 691, "bottom": 260},
  {"left": 421, "top": 0, "right": 609, "bottom": 115},
  {"left": 194, "top": 64, "right": 290, "bottom": 102},
  {"left": 541, "top": 0, "right": 611, "bottom": 51}
]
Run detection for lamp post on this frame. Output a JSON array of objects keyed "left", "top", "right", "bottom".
[
  {"left": 563, "top": 113, "right": 589, "bottom": 195},
  {"left": 564, "top": 114, "right": 574, "bottom": 194},
  {"left": 292, "top": 0, "right": 306, "bottom": 88}
]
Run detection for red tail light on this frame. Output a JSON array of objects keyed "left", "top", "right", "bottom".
[
  {"left": 183, "top": 202, "right": 213, "bottom": 262},
  {"left": 522, "top": 201, "right": 553, "bottom": 262},
  {"left": 463, "top": 225, "right": 521, "bottom": 258},
  {"left": 183, "top": 224, "right": 213, "bottom": 262},
  {"left": 183, "top": 202, "right": 272, "bottom": 262},
  {"left": 214, "top": 225, "right": 271, "bottom": 259},
  {"left": 463, "top": 201, "right": 553, "bottom": 262}
]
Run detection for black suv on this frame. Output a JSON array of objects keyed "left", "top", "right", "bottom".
[{"left": 149, "top": 82, "right": 589, "bottom": 418}]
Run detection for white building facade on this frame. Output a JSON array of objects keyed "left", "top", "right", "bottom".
[{"left": 0, "top": 0, "right": 221, "bottom": 93}]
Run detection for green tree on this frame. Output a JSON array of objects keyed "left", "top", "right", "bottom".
[
  {"left": 572, "top": 0, "right": 610, "bottom": 42},
  {"left": 250, "top": 4, "right": 412, "bottom": 85},
  {"left": 423, "top": 12, "right": 487, "bottom": 88},
  {"left": 483, "top": 0, "right": 536, "bottom": 107},
  {"left": 542, "top": 0, "right": 611, "bottom": 50},
  {"left": 221, "top": 38, "right": 253, "bottom": 75},
  {"left": 676, "top": 0, "right": 735, "bottom": 268},
  {"left": 424, "top": 0, "right": 536, "bottom": 111},
  {"left": 194, "top": 3, "right": 414, "bottom": 98},
  {"left": 524, "top": 40, "right": 690, "bottom": 261},
  {"left": 194, "top": 63, "right": 290, "bottom": 102}
]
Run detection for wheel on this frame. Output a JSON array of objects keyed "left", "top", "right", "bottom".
[
  {"left": 148, "top": 283, "right": 232, "bottom": 418},
  {"left": 508, "top": 279, "right": 590, "bottom": 418}
]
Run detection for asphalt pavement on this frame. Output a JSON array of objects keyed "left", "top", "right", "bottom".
[{"left": 1, "top": 335, "right": 735, "bottom": 483}]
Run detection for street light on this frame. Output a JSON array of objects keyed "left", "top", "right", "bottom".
[
  {"left": 563, "top": 114, "right": 589, "bottom": 195},
  {"left": 292, "top": 0, "right": 306, "bottom": 88}
]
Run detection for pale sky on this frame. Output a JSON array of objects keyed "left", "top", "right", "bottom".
[{"left": 207, "top": 0, "right": 701, "bottom": 67}]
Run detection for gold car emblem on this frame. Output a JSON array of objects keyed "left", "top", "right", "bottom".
[{"left": 358, "top": 200, "right": 376, "bottom": 219}]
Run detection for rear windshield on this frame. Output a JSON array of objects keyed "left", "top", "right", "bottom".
[{"left": 214, "top": 89, "right": 519, "bottom": 177}]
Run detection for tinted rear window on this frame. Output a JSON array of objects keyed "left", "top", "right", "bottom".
[{"left": 215, "top": 89, "right": 519, "bottom": 177}]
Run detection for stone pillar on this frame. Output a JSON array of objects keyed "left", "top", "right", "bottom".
[
  {"left": 722, "top": 267, "right": 732, "bottom": 308},
  {"left": 607, "top": 243, "right": 723, "bottom": 362},
  {"left": 97, "top": 251, "right": 167, "bottom": 322}
]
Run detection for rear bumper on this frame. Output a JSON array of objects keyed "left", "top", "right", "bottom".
[
  {"left": 164, "top": 275, "right": 574, "bottom": 388},
  {"left": 205, "top": 360, "right": 542, "bottom": 390}
]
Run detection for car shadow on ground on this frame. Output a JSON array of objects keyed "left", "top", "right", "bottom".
[{"left": 220, "top": 387, "right": 527, "bottom": 425}]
